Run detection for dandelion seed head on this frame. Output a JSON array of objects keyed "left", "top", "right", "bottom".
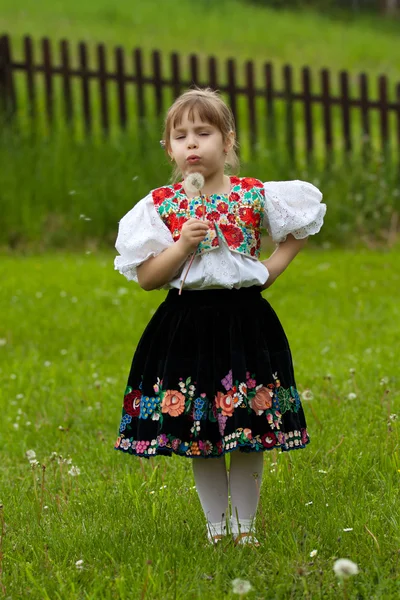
[
  {"left": 184, "top": 172, "right": 205, "bottom": 194},
  {"left": 68, "top": 466, "right": 81, "bottom": 476},
  {"left": 310, "top": 549, "right": 318, "bottom": 557},
  {"left": 333, "top": 558, "right": 359, "bottom": 578},
  {"left": 232, "top": 578, "right": 253, "bottom": 595}
]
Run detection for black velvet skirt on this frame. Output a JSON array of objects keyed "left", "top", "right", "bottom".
[{"left": 114, "top": 285, "right": 310, "bottom": 459}]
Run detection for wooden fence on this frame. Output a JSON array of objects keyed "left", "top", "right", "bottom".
[{"left": 1, "top": 34, "right": 400, "bottom": 164}]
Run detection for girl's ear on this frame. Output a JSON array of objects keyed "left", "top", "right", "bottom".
[{"left": 224, "top": 130, "right": 235, "bottom": 153}]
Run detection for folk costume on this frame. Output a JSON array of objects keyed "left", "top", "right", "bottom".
[{"left": 113, "top": 176, "right": 326, "bottom": 459}]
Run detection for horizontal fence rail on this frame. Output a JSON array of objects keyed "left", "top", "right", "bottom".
[{"left": 1, "top": 34, "right": 400, "bottom": 164}]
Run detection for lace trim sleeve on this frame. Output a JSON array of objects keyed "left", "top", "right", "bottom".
[
  {"left": 114, "top": 192, "right": 174, "bottom": 282},
  {"left": 263, "top": 180, "right": 326, "bottom": 243}
]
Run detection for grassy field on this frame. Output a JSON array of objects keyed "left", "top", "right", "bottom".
[
  {"left": 1, "top": 126, "right": 399, "bottom": 251},
  {"left": 2, "top": 0, "right": 400, "bottom": 81},
  {"left": 0, "top": 247, "right": 399, "bottom": 598}
]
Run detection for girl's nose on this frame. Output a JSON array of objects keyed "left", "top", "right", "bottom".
[{"left": 187, "top": 137, "right": 198, "bottom": 149}]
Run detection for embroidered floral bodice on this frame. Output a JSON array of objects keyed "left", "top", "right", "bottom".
[
  {"left": 114, "top": 177, "right": 327, "bottom": 290},
  {"left": 152, "top": 177, "right": 265, "bottom": 260}
]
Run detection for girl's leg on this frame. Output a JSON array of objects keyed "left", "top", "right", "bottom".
[
  {"left": 228, "top": 450, "right": 264, "bottom": 540},
  {"left": 192, "top": 455, "right": 230, "bottom": 542}
]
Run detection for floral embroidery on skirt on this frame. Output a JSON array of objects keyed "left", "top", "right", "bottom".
[{"left": 114, "top": 286, "right": 310, "bottom": 459}]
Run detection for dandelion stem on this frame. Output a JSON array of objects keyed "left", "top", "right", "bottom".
[{"left": 179, "top": 192, "right": 205, "bottom": 295}]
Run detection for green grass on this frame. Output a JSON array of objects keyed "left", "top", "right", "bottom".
[
  {"left": 3, "top": 0, "right": 400, "bottom": 82},
  {"left": 0, "top": 247, "right": 399, "bottom": 598},
  {"left": 1, "top": 126, "right": 399, "bottom": 251}
]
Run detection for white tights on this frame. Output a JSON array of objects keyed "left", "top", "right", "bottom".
[{"left": 192, "top": 449, "right": 264, "bottom": 541}]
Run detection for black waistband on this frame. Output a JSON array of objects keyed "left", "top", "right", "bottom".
[{"left": 164, "top": 286, "right": 263, "bottom": 307}]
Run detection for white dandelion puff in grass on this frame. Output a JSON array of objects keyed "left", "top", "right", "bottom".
[
  {"left": 25, "top": 450, "right": 36, "bottom": 461},
  {"left": 232, "top": 578, "right": 253, "bottom": 595},
  {"left": 184, "top": 172, "right": 205, "bottom": 194},
  {"left": 68, "top": 466, "right": 81, "bottom": 476},
  {"left": 75, "top": 559, "right": 84, "bottom": 569},
  {"left": 333, "top": 558, "right": 359, "bottom": 579},
  {"left": 0, "top": 339, "right": 6, "bottom": 346},
  {"left": 347, "top": 393, "right": 357, "bottom": 400},
  {"left": 343, "top": 528, "right": 353, "bottom": 532},
  {"left": 310, "top": 549, "right": 318, "bottom": 558},
  {"left": 301, "top": 389, "right": 314, "bottom": 401}
]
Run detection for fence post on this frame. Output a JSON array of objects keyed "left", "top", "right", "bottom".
[
  {"left": 378, "top": 75, "right": 389, "bottom": 158},
  {"left": 321, "top": 69, "right": 333, "bottom": 168},
  {"left": 302, "top": 66, "right": 314, "bottom": 165},
  {"left": 61, "top": 39, "right": 74, "bottom": 129},
  {"left": 24, "top": 36, "right": 36, "bottom": 120},
  {"left": 0, "top": 35, "right": 16, "bottom": 121},
  {"left": 359, "top": 73, "right": 371, "bottom": 165}
]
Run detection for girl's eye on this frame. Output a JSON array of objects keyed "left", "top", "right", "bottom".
[
  {"left": 200, "top": 133, "right": 210, "bottom": 136},
  {"left": 175, "top": 136, "right": 185, "bottom": 140}
]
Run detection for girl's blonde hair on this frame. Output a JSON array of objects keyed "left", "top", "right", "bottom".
[{"left": 162, "top": 87, "right": 240, "bottom": 181}]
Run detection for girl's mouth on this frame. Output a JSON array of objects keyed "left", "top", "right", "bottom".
[{"left": 187, "top": 156, "right": 201, "bottom": 164}]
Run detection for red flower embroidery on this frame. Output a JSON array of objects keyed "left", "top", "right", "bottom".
[
  {"left": 230, "top": 192, "right": 240, "bottom": 202},
  {"left": 238, "top": 207, "right": 259, "bottom": 227},
  {"left": 241, "top": 178, "right": 263, "bottom": 191},
  {"left": 207, "top": 210, "right": 220, "bottom": 222},
  {"left": 195, "top": 205, "right": 207, "bottom": 218},
  {"left": 179, "top": 199, "right": 188, "bottom": 210},
  {"left": 227, "top": 214, "right": 236, "bottom": 224},
  {"left": 212, "top": 237, "right": 220, "bottom": 247},
  {"left": 217, "top": 201, "right": 229, "bottom": 214},
  {"left": 230, "top": 176, "right": 241, "bottom": 186},
  {"left": 174, "top": 182, "right": 183, "bottom": 190},
  {"left": 124, "top": 390, "right": 141, "bottom": 417},
  {"left": 250, "top": 247, "right": 256, "bottom": 256},
  {"left": 152, "top": 186, "right": 175, "bottom": 206},
  {"left": 219, "top": 224, "right": 244, "bottom": 248},
  {"left": 261, "top": 431, "right": 277, "bottom": 448},
  {"left": 166, "top": 213, "right": 187, "bottom": 233}
]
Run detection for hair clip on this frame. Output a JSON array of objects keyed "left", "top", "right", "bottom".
[{"left": 159, "top": 140, "right": 166, "bottom": 149}]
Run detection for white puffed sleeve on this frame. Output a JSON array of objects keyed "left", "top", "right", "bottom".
[
  {"left": 114, "top": 192, "right": 175, "bottom": 282},
  {"left": 263, "top": 180, "right": 326, "bottom": 243}
]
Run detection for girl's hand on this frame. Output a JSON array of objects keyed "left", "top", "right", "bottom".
[{"left": 177, "top": 218, "right": 211, "bottom": 254}]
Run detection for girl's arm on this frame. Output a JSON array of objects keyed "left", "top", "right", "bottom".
[
  {"left": 137, "top": 240, "right": 190, "bottom": 291},
  {"left": 260, "top": 234, "right": 308, "bottom": 290}
]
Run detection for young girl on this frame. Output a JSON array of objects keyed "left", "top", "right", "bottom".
[{"left": 113, "top": 88, "right": 326, "bottom": 548}]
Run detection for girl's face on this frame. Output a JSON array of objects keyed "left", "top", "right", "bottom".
[{"left": 169, "top": 108, "right": 229, "bottom": 181}]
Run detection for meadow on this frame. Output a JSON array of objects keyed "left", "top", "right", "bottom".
[
  {"left": 1, "top": 2, "right": 400, "bottom": 598},
  {"left": 0, "top": 247, "right": 399, "bottom": 598}
]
